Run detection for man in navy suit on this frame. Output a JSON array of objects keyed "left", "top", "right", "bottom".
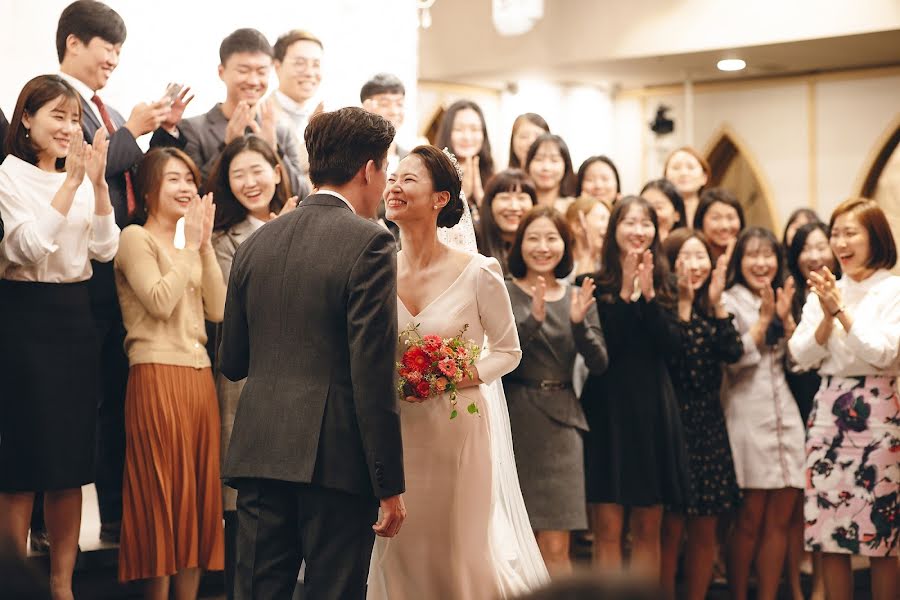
[{"left": 55, "top": 0, "right": 184, "bottom": 543}]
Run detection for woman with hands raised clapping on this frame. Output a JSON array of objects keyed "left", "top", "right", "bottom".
[
  {"left": 0, "top": 75, "right": 118, "bottom": 600},
  {"left": 580, "top": 196, "right": 690, "bottom": 578},
  {"left": 503, "top": 207, "right": 608, "bottom": 575},
  {"left": 659, "top": 230, "right": 743, "bottom": 600},
  {"left": 789, "top": 199, "right": 900, "bottom": 600},
  {"left": 720, "top": 227, "right": 805, "bottom": 600},
  {"left": 114, "top": 148, "right": 226, "bottom": 599}
]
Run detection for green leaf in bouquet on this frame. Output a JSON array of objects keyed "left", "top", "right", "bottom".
[
  {"left": 467, "top": 402, "right": 479, "bottom": 415},
  {"left": 450, "top": 409, "right": 458, "bottom": 419}
]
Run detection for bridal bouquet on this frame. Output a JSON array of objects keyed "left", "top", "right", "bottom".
[{"left": 397, "top": 323, "right": 481, "bottom": 419}]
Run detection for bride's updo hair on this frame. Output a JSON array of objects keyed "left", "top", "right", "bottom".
[{"left": 409, "top": 145, "right": 464, "bottom": 228}]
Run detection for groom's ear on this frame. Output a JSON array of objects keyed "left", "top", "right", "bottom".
[{"left": 363, "top": 159, "right": 377, "bottom": 185}]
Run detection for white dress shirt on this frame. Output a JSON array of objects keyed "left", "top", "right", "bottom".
[
  {"left": 789, "top": 269, "right": 900, "bottom": 376},
  {"left": 0, "top": 155, "right": 119, "bottom": 283},
  {"left": 316, "top": 189, "right": 357, "bottom": 214}
]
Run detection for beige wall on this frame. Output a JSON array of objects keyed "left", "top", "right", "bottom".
[{"left": 616, "top": 69, "right": 900, "bottom": 230}]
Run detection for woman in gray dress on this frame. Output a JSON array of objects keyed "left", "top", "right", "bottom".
[{"left": 504, "top": 206, "right": 609, "bottom": 575}]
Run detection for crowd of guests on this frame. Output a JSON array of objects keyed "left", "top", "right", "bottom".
[{"left": 0, "top": 2, "right": 897, "bottom": 600}]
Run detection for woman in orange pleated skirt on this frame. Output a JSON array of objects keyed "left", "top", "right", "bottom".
[{"left": 114, "top": 148, "right": 226, "bottom": 599}]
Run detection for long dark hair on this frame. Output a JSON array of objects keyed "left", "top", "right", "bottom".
[
  {"left": 478, "top": 169, "right": 536, "bottom": 270},
  {"left": 662, "top": 228, "right": 715, "bottom": 318},
  {"left": 5, "top": 75, "right": 82, "bottom": 170},
  {"left": 508, "top": 113, "right": 549, "bottom": 169},
  {"left": 641, "top": 178, "right": 687, "bottom": 232},
  {"left": 525, "top": 133, "right": 577, "bottom": 197},
  {"left": 209, "top": 136, "right": 291, "bottom": 231},
  {"left": 725, "top": 227, "right": 784, "bottom": 291},
  {"left": 434, "top": 100, "right": 495, "bottom": 186},
  {"left": 595, "top": 195, "right": 674, "bottom": 306},
  {"left": 782, "top": 208, "right": 821, "bottom": 247},
  {"left": 787, "top": 222, "right": 840, "bottom": 322}
]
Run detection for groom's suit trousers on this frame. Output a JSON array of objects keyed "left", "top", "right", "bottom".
[{"left": 234, "top": 478, "right": 379, "bottom": 600}]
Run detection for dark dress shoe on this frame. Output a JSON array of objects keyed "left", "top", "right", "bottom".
[{"left": 29, "top": 529, "right": 50, "bottom": 553}]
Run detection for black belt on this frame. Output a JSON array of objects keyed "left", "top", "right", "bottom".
[{"left": 505, "top": 377, "right": 572, "bottom": 391}]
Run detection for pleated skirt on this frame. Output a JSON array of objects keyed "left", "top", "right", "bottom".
[{"left": 119, "top": 363, "right": 225, "bottom": 582}]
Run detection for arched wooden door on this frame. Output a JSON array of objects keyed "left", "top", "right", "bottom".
[
  {"left": 705, "top": 127, "right": 778, "bottom": 232},
  {"left": 858, "top": 115, "right": 900, "bottom": 272}
]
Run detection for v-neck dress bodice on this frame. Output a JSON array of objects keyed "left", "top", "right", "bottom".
[{"left": 369, "top": 253, "right": 524, "bottom": 600}]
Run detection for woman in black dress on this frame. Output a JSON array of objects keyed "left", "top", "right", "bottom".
[
  {"left": 581, "top": 195, "right": 690, "bottom": 577},
  {"left": 658, "top": 229, "right": 743, "bottom": 600}
]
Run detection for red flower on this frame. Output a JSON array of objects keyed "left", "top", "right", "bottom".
[
  {"left": 423, "top": 335, "right": 443, "bottom": 351},
  {"left": 403, "top": 346, "right": 430, "bottom": 371},
  {"left": 438, "top": 357, "right": 458, "bottom": 378},
  {"left": 415, "top": 380, "right": 432, "bottom": 398}
]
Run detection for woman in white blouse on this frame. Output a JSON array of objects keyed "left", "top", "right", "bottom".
[
  {"left": 720, "top": 227, "right": 805, "bottom": 600},
  {"left": 0, "top": 74, "right": 116, "bottom": 600},
  {"left": 788, "top": 198, "right": 900, "bottom": 600}
]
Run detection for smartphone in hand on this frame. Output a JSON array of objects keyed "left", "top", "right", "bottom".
[{"left": 162, "top": 83, "right": 184, "bottom": 106}]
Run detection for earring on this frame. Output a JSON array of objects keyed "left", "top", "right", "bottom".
[
  {"left": 433, "top": 205, "right": 438, "bottom": 210},
  {"left": 24, "top": 129, "right": 29, "bottom": 139}
]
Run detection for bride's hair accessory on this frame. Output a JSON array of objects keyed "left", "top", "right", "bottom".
[{"left": 442, "top": 147, "right": 464, "bottom": 183}]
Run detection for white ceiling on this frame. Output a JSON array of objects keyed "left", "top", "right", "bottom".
[{"left": 418, "top": 1, "right": 900, "bottom": 89}]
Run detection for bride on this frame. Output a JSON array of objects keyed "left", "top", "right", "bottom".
[{"left": 367, "top": 145, "right": 548, "bottom": 599}]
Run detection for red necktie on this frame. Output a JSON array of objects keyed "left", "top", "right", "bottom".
[{"left": 91, "top": 94, "right": 136, "bottom": 217}]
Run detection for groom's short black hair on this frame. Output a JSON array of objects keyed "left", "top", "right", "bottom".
[{"left": 305, "top": 107, "right": 395, "bottom": 187}]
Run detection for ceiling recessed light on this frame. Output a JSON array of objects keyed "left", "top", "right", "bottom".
[{"left": 717, "top": 59, "right": 746, "bottom": 72}]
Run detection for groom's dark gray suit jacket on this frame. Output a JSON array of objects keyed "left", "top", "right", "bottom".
[{"left": 219, "top": 193, "right": 404, "bottom": 501}]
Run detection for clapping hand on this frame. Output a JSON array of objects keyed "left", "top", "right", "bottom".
[
  {"left": 254, "top": 98, "right": 279, "bottom": 151},
  {"left": 64, "top": 128, "right": 86, "bottom": 185},
  {"left": 270, "top": 196, "right": 299, "bottom": 220},
  {"left": 775, "top": 276, "right": 795, "bottom": 322},
  {"left": 124, "top": 99, "right": 170, "bottom": 138},
  {"left": 85, "top": 127, "right": 109, "bottom": 187},
  {"left": 571, "top": 277, "right": 597, "bottom": 323},
  {"left": 224, "top": 101, "right": 253, "bottom": 144},
  {"left": 708, "top": 254, "right": 728, "bottom": 306},
  {"left": 637, "top": 250, "right": 655, "bottom": 300},
  {"left": 183, "top": 193, "right": 215, "bottom": 251},
  {"left": 808, "top": 267, "right": 842, "bottom": 316},
  {"left": 462, "top": 156, "right": 483, "bottom": 205},
  {"left": 530, "top": 275, "right": 548, "bottom": 322},
  {"left": 620, "top": 250, "right": 640, "bottom": 301},
  {"left": 575, "top": 210, "right": 601, "bottom": 264},
  {"left": 676, "top": 259, "right": 694, "bottom": 304},
  {"left": 759, "top": 285, "right": 775, "bottom": 324}
]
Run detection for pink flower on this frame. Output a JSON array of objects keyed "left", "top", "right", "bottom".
[
  {"left": 405, "top": 369, "right": 422, "bottom": 383},
  {"left": 438, "top": 357, "right": 458, "bottom": 378},
  {"left": 423, "top": 335, "right": 443, "bottom": 352}
]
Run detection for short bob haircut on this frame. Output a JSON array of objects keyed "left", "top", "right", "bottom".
[
  {"left": 693, "top": 187, "right": 746, "bottom": 232},
  {"left": 478, "top": 169, "right": 537, "bottom": 268},
  {"left": 507, "top": 206, "right": 574, "bottom": 279},
  {"left": 407, "top": 145, "right": 464, "bottom": 229},
  {"left": 725, "top": 227, "right": 785, "bottom": 291},
  {"left": 306, "top": 107, "right": 394, "bottom": 188},
  {"left": 133, "top": 147, "right": 202, "bottom": 224},
  {"left": 829, "top": 197, "right": 897, "bottom": 270},
  {"left": 5, "top": 75, "right": 82, "bottom": 170},
  {"left": 209, "top": 135, "right": 292, "bottom": 232},
  {"left": 508, "top": 112, "right": 549, "bottom": 169},
  {"left": 220, "top": 28, "right": 273, "bottom": 65},
  {"left": 576, "top": 155, "right": 621, "bottom": 197},
  {"left": 641, "top": 178, "right": 687, "bottom": 231},
  {"left": 56, "top": 0, "right": 127, "bottom": 63},
  {"left": 524, "top": 133, "right": 577, "bottom": 198}
]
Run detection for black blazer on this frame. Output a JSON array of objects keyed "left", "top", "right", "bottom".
[{"left": 219, "top": 193, "right": 404, "bottom": 501}]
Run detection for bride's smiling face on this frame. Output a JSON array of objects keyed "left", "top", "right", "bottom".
[{"left": 384, "top": 155, "right": 446, "bottom": 224}]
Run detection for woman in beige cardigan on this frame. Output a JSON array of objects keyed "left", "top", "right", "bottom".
[{"left": 114, "top": 147, "right": 226, "bottom": 600}]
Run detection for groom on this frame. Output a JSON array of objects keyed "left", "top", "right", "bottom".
[{"left": 219, "top": 107, "right": 406, "bottom": 600}]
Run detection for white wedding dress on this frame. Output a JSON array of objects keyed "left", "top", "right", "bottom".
[{"left": 368, "top": 203, "right": 549, "bottom": 598}]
